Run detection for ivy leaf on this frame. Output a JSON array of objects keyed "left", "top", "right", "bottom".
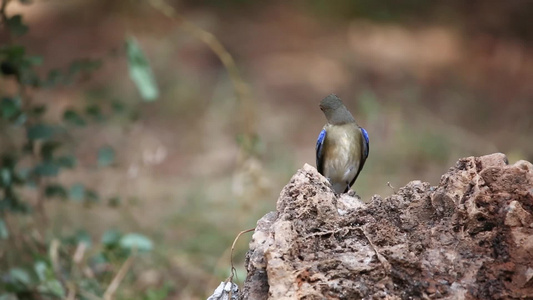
[
  {"left": 67, "top": 59, "right": 102, "bottom": 77},
  {"left": 24, "top": 55, "right": 43, "bottom": 66},
  {"left": 41, "top": 141, "right": 61, "bottom": 160},
  {"left": 0, "top": 97, "right": 21, "bottom": 119},
  {"left": 97, "top": 146, "right": 115, "bottom": 167},
  {"left": 45, "top": 184, "right": 67, "bottom": 199},
  {"left": 111, "top": 100, "right": 126, "bottom": 113},
  {"left": 69, "top": 183, "right": 85, "bottom": 202},
  {"left": 125, "top": 37, "right": 159, "bottom": 101},
  {"left": 8, "top": 268, "right": 32, "bottom": 286},
  {"left": 56, "top": 155, "right": 76, "bottom": 169},
  {"left": 34, "top": 162, "right": 59, "bottom": 177},
  {"left": 37, "top": 279, "right": 65, "bottom": 297},
  {"left": 6, "top": 15, "right": 29, "bottom": 37},
  {"left": 108, "top": 196, "right": 121, "bottom": 207},
  {"left": 63, "top": 109, "right": 86, "bottom": 126},
  {"left": 85, "top": 189, "right": 99, "bottom": 203},
  {"left": 0, "top": 168, "right": 12, "bottom": 187},
  {"left": 120, "top": 233, "right": 153, "bottom": 252},
  {"left": 85, "top": 104, "right": 104, "bottom": 121},
  {"left": 0, "top": 218, "right": 9, "bottom": 239},
  {"left": 34, "top": 261, "right": 48, "bottom": 282},
  {"left": 31, "top": 105, "right": 46, "bottom": 117},
  {"left": 27, "top": 124, "right": 54, "bottom": 140},
  {"left": 101, "top": 229, "right": 121, "bottom": 247},
  {"left": 44, "top": 69, "right": 63, "bottom": 87}
]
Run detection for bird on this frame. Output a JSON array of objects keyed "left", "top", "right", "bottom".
[{"left": 316, "top": 94, "right": 369, "bottom": 194}]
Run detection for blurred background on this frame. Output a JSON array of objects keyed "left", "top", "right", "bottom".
[{"left": 1, "top": 0, "right": 532, "bottom": 299}]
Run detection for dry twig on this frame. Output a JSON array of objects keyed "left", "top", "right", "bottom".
[
  {"left": 103, "top": 255, "right": 134, "bottom": 300},
  {"left": 147, "top": 0, "right": 256, "bottom": 152}
]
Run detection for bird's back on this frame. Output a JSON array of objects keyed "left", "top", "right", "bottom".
[{"left": 321, "top": 123, "right": 363, "bottom": 193}]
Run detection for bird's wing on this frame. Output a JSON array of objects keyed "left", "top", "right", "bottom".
[
  {"left": 347, "top": 126, "right": 369, "bottom": 191},
  {"left": 316, "top": 128, "right": 327, "bottom": 174},
  {"left": 361, "top": 127, "right": 369, "bottom": 159}
]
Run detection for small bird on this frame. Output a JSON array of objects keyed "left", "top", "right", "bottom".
[{"left": 316, "top": 94, "right": 369, "bottom": 194}]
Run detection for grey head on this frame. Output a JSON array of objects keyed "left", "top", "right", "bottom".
[{"left": 319, "top": 94, "right": 355, "bottom": 125}]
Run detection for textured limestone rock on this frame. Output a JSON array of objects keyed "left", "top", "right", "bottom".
[{"left": 240, "top": 153, "right": 533, "bottom": 299}]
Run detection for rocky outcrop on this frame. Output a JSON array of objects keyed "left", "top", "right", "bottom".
[{"left": 240, "top": 153, "right": 533, "bottom": 299}]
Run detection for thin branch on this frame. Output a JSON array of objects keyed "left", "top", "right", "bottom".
[
  {"left": 49, "top": 239, "right": 61, "bottom": 277},
  {"left": 147, "top": 0, "right": 256, "bottom": 153},
  {"left": 228, "top": 228, "right": 255, "bottom": 281},
  {"left": 103, "top": 255, "right": 134, "bottom": 300},
  {"left": 225, "top": 228, "right": 255, "bottom": 299},
  {"left": 79, "top": 289, "right": 104, "bottom": 300}
]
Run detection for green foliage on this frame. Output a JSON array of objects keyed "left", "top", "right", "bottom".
[
  {"left": 0, "top": 2, "right": 163, "bottom": 299},
  {"left": 63, "top": 109, "right": 86, "bottom": 126},
  {"left": 125, "top": 37, "right": 159, "bottom": 101},
  {"left": 6, "top": 15, "right": 29, "bottom": 37},
  {"left": 0, "top": 230, "right": 154, "bottom": 299},
  {"left": 98, "top": 145, "right": 115, "bottom": 167},
  {"left": 120, "top": 233, "right": 154, "bottom": 253}
]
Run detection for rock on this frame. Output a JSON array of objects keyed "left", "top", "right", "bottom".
[{"left": 240, "top": 154, "right": 533, "bottom": 299}]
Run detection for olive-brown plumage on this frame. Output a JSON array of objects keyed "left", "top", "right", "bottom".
[{"left": 316, "top": 94, "right": 369, "bottom": 193}]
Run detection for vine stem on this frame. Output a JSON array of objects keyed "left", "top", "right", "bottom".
[{"left": 147, "top": 0, "right": 257, "bottom": 156}]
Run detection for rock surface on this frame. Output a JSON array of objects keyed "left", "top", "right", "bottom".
[{"left": 239, "top": 153, "right": 533, "bottom": 299}]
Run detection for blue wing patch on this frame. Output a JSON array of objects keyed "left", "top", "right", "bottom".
[
  {"left": 360, "top": 127, "right": 369, "bottom": 158},
  {"left": 316, "top": 129, "right": 327, "bottom": 173}
]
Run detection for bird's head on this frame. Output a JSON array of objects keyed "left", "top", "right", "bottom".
[
  {"left": 319, "top": 94, "right": 355, "bottom": 125},
  {"left": 319, "top": 94, "right": 343, "bottom": 113}
]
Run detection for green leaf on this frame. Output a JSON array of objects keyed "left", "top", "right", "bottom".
[
  {"left": 0, "top": 97, "right": 21, "bottom": 119},
  {"left": 31, "top": 105, "right": 46, "bottom": 117},
  {"left": 63, "top": 59, "right": 101, "bottom": 85},
  {"left": 12, "top": 112, "right": 27, "bottom": 126},
  {"left": 85, "top": 189, "right": 99, "bottom": 203},
  {"left": 27, "top": 124, "right": 54, "bottom": 140},
  {"left": 85, "top": 104, "right": 104, "bottom": 121},
  {"left": 98, "top": 146, "right": 115, "bottom": 167},
  {"left": 34, "top": 261, "right": 48, "bottom": 282},
  {"left": 8, "top": 268, "right": 31, "bottom": 286},
  {"left": 0, "top": 44, "right": 25, "bottom": 59},
  {"left": 125, "top": 37, "right": 159, "bottom": 101},
  {"left": 63, "top": 109, "right": 86, "bottom": 126},
  {"left": 108, "top": 196, "right": 121, "bottom": 207},
  {"left": 44, "top": 69, "right": 63, "bottom": 87},
  {"left": 101, "top": 229, "right": 121, "bottom": 247},
  {"left": 34, "top": 162, "right": 59, "bottom": 176},
  {"left": 69, "top": 183, "right": 85, "bottom": 202},
  {"left": 37, "top": 279, "right": 65, "bottom": 297},
  {"left": 0, "top": 218, "right": 9, "bottom": 239},
  {"left": 24, "top": 55, "right": 43, "bottom": 66},
  {"left": 120, "top": 233, "right": 153, "bottom": 252},
  {"left": 0, "top": 168, "right": 12, "bottom": 186},
  {"left": 6, "top": 15, "right": 28, "bottom": 37},
  {"left": 0, "top": 294, "right": 17, "bottom": 300},
  {"left": 74, "top": 229, "right": 92, "bottom": 247},
  {"left": 45, "top": 184, "right": 67, "bottom": 199},
  {"left": 56, "top": 155, "right": 76, "bottom": 168},
  {"left": 67, "top": 59, "right": 102, "bottom": 77},
  {"left": 111, "top": 100, "right": 126, "bottom": 113},
  {"left": 41, "top": 141, "right": 61, "bottom": 160}
]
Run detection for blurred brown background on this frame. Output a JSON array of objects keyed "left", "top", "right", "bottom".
[{"left": 3, "top": 0, "right": 533, "bottom": 298}]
